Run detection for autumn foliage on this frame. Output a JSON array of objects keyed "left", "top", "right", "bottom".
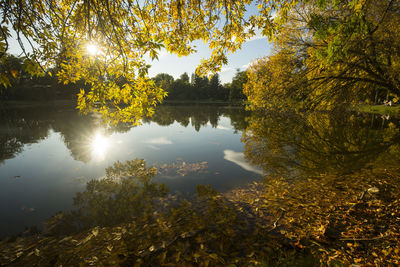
[{"left": 245, "top": 0, "right": 400, "bottom": 110}]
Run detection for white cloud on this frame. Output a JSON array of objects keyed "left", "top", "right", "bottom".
[
  {"left": 246, "top": 35, "right": 268, "bottom": 42},
  {"left": 241, "top": 63, "right": 250, "bottom": 69},
  {"left": 223, "top": 150, "right": 263, "bottom": 175},
  {"left": 144, "top": 137, "right": 173, "bottom": 145},
  {"left": 243, "top": 26, "right": 269, "bottom": 44}
]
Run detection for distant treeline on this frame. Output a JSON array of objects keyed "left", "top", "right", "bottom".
[
  {"left": 0, "top": 55, "right": 82, "bottom": 101},
  {"left": 152, "top": 71, "right": 247, "bottom": 102},
  {"left": 0, "top": 54, "right": 247, "bottom": 102}
]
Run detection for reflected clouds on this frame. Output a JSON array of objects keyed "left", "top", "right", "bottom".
[
  {"left": 147, "top": 145, "right": 161, "bottom": 150},
  {"left": 144, "top": 137, "right": 173, "bottom": 145},
  {"left": 223, "top": 149, "right": 263, "bottom": 175},
  {"left": 217, "top": 125, "right": 232, "bottom": 131},
  {"left": 206, "top": 121, "right": 232, "bottom": 131},
  {"left": 0, "top": 105, "right": 249, "bottom": 165}
]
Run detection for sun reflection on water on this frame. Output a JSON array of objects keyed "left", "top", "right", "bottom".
[{"left": 91, "top": 132, "right": 110, "bottom": 160}]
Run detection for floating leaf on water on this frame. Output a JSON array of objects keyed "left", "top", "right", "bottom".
[
  {"left": 78, "top": 234, "right": 93, "bottom": 245},
  {"left": 158, "top": 160, "right": 208, "bottom": 177},
  {"left": 92, "top": 228, "right": 99, "bottom": 237},
  {"left": 368, "top": 187, "right": 379, "bottom": 194},
  {"left": 113, "top": 233, "right": 122, "bottom": 241},
  {"left": 59, "top": 236, "right": 72, "bottom": 243}
]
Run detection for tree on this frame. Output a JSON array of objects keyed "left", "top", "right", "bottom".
[
  {"left": 179, "top": 72, "right": 190, "bottom": 84},
  {"left": 191, "top": 73, "right": 209, "bottom": 100},
  {"left": 0, "top": 0, "right": 269, "bottom": 123},
  {"left": 228, "top": 69, "right": 248, "bottom": 101},
  {"left": 306, "top": 0, "right": 400, "bottom": 107},
  {"left": 0, "top": 54, "right": 24, "bottom": 89},
  {"left": 244, "top": 49, "right": 307, "bottom": 110},
  {"left": 152, "top": 73, "right": 174, "bottom": 97},
  {"left": 208, "top": 73, "right": 229, "bottom": 100},
  {"left": 245, "top": 0, "right": 400, "bottom": 110},
  {"left": 2, "top": 0, "right": 397, "bottom": 120}
]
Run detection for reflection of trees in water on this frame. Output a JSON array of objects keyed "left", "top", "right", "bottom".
[
  {"left": 242, "top": 111, "right": 400, "bottom": 177},
  {"left": 3, "top": 104, "right": 399, "bottom": 170},
  {"left": 45, "top": 159, "right": 167, "bottom": 234},
  {"left": 3, "top": 154, "right": 400, "bottom": 265},
  {"left": 1, "top": 159, "right": 303, "bottom": 266},
  {"left": 2, "top": 109, "right": 400, "bottom": 265},
  {"left": 0, "top": 107, "right": 52, "bottom": 163},
  {"left": 0, "top": 104, "right": 249, "bottom": 164},
  {"left": 0, "top": 105, "right": 130, "bottom": 163},
  {"left": 144, "top": 105, "right": 249, "bottom": 132},
  {"left": 51, "top": 111, "right": 104, "bottom": 163},
  {"left": 237, "top": 111, "right": 400, "bottom": 265}
]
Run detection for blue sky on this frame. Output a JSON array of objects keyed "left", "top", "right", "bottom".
[{"left": 147, "top": 37, "right": 271, "bottom": 84}]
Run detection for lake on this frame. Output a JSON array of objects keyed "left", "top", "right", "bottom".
[
  {"left": 0, "top": 103, "right": 259, "bottom": 237},
  {"left": 1, "top": 103, "right": 399, "bottom": 238}
]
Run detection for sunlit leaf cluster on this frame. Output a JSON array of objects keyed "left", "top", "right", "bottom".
[
  {"left": 0, "top": 0, "right": 302, "bottom": 123},
  {"left": 244, "top": 0, "right": 400, "bottom": 110}
]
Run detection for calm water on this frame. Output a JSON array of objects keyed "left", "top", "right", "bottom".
[
  {"left": 1, "top": 103, "right": 399, "bottom": 238},
  {"left": 0, "top": 103, "right": 258, "bottom": 237}
]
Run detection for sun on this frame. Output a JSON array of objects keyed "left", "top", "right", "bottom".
[
  {"left": 91, "top": 132, "right": 110, "bottom": 159},
  {"left": 86, "top": 43, "right": 99, "bottom": 56}
]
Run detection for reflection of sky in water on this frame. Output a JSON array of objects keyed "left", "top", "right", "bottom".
[
  {"left": 0, "top": 106, "right": 260, "bottom": 237},
  {"left": 223, "top": 150, "right": 263, "bottom": 175},
  {"left": 144, "top": 137, "right": 173, "bottom": 145}
]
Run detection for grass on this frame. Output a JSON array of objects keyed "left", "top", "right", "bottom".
[{"left": 354, "top": 104, "right": 400, "bottom": 115}]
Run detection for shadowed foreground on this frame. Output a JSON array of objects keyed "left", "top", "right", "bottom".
[{"left": 1, "top": 157, "right": 399, "bottom": 266}]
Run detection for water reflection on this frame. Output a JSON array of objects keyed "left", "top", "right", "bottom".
[
  {"left": 0, "top": 104, "right": 248, "bottom": 164},
  {"left": 142, "top": 105, "right": 249, "bottom": 132},
  {"left": 0, "top": 107, "right": 50, "bottom": 163},
  {"left": 223, "top": 149, "right": 263, "bottom": 175},
  {"left": 2, "top": 103, "right": 400, "bottom": 239},
  {"left": 1, "top": 104, "right": 399, "bottom": 176},
  {"left": 242, "top": 111, "right": 400, "bottom": 178},
  {"left": 91, "top": 132, "right": 110, "bottom": 160},
  {"left": 2, "top": 106, "right": 400, "bottom": 265},
  {"left": 144, "top": 137, "right": 173, "bottom": 145}
]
